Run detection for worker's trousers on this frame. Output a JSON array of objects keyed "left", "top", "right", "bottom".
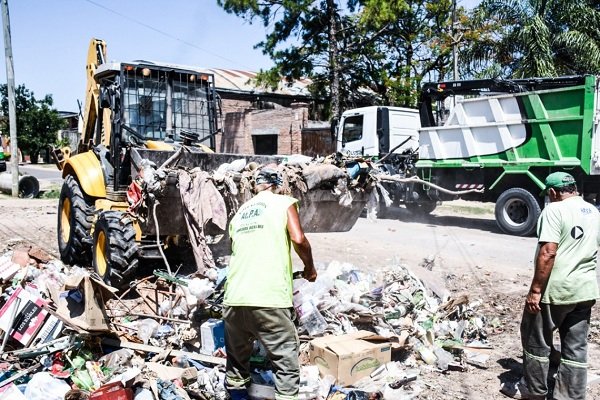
[
  {"left": 223, "top": 306, "right": 299, "bottom": 400},
  {"left": 520, "top": 300, "right": 595, "bottom": 400}
]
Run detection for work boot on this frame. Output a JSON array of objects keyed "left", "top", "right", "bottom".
[{"left": 500, "top": 378, "right": 546, "bottom": 399}]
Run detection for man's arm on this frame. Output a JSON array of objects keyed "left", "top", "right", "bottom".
[
  {"left": 526, "top": 241, "right": 557, "bottom": 314},
  {"left": 287, "top": 204, "right": 317, "bottom": 282}
]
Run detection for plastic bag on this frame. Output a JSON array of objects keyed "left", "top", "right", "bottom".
[
  {"left": 24, "top": 372, "right": 70, "bottom": 400},
  {"left": 136, "top": 318, "right": 159, "bottom": 344}
]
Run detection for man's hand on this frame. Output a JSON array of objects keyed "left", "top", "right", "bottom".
[
  {"left": 525, "top": 291, "right": 542, "bottom": 314},
  {"left": 303, "top": 265, "right": 317, "bottom": 282},
  {"left": 525, "top": 241, "right": 556, "bottom": 314}
]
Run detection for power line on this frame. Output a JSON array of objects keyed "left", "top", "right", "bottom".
[{"left": 84, "top": 0, "right": 258, "bottom": 70}]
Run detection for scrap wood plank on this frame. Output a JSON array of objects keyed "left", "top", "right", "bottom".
[
  {"left": 0, "top": 363, "right": 41, "bottom": 388},
  {"left": 101, "top": 337, "right": 226, "bottom": 366}
]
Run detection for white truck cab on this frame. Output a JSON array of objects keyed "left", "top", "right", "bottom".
[{"left": 337, "top": 106, "right": 420, "bottom": 157}]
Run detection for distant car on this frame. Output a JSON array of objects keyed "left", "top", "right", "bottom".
[{"left": 0, "top": 160, "right": 5, "bottom": 173}]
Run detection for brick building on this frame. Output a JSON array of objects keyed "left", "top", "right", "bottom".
[{"left": 205, "top": 68, "right": 335, "bottom": 157}]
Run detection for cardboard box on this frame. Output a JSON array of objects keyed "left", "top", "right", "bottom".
[
  {"left": 0, "top": 287, "right": 48, "bottom": 346},
  {"left": 54, "top": 273, "right": 117, "bottom": 332},
  {"left": 200, "top": 318, "right": 225, "bottom": 355},
  {"left": 308, "top": 330, "right": 392, "bottom": 386}
]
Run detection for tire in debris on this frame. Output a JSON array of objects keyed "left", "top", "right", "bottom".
[
  {"left": 58, "top": 175, "right": 94, "bottom": 265},
  {"left": 494, "top": 187, "right": 541, "bottom": 236},
  {"left": 405, "top": 200, "right": 437, "bottom": 215},
  {"left": 93, "top": 210, "right": 139, "bottom": 288}
]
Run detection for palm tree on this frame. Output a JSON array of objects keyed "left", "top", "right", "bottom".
[{"left": 461, "top": 0, "right": 600, "bottom": 78}]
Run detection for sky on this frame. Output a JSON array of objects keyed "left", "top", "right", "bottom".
[{"left": 0, "top": 0, "right": 481, "bottom": 112}]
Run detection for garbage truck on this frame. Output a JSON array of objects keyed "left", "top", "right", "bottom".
[
  {"left": 337, "top": 75, "right": 600, "bottom": 236},
  {"left": 53, "top": 39, "right": 370, "bottom": 287}
]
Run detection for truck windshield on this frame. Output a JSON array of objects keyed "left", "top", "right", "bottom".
[{"left": 122, "top": 67, "right": 214, "bottom": 142}]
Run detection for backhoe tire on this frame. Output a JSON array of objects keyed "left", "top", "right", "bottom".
[
  {"left": 405, "top": 200, "right": 437, "bottom": 215},
  {"left": 93, "top": 211, "right": 139, "bottom": 288},
  {"left": 58, "top": 175, "right": 94, "bottom": 265},
  {"left": 495, "top": 188, "right": 541, "bottom": 236}
]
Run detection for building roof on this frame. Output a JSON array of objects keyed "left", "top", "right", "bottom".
[
  {"left": 132, "top": 60, "right": 312, "bottom": 97},
  {"left": 206, "top": 68, "right": 312, "bottom": 97}
]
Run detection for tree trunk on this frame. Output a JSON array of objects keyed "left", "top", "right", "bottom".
[
  {"left": 327, "top": 0, "right": 340, "bottom": 121},
  {"left": 29, "top": 150, "right": 39, "bottom": 164}
]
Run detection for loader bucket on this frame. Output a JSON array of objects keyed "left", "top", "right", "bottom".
[
  {"left": 130, "top": 148, "right": 368, "bottom": 234},
  {"left": 294, "top": 189, "right": 368, "bottom": 232}
]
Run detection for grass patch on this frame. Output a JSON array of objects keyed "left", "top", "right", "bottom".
[
  {"left": 40, "top": 188, "right": 61, "bottom": 199},
  {"left": 447, "top": 205, "right": 491, "bottom": 215},
  {"left": 439, "top": 203, "right": 494, "bottom": 216}
]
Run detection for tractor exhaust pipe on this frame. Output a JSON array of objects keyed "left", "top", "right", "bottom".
[{"left": 0, "top": 172, "right": 40, "bottom": 198}]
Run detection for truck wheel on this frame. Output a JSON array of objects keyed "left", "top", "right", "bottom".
[
  {"left": 58, "top": 175, "right": 94, "bottom": 265},
  {"left": 495, "top": 188, "right": 541, "bottom": 236},
  {"left": 405, "top": 200, "right": 437, "bottom": 215},
  {"left": 93, "top": 211, "right": 139, "bottom": 288}
]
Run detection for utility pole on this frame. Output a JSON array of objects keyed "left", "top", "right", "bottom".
[
  {"left": 452, "top": 0, "right": 458, "bottom": 81},
  {"left": 1, "top": 0, "right": 18, "bottom": 197}
]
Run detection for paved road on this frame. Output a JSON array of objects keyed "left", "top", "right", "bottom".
[
  {"left": 300, "top": 202, "right": 539, "bottom": 294},
  {"left": 5, "top": 163, "right": 63, "bottom": 190}
]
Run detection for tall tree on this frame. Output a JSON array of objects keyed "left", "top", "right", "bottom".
[
  {"left": 218, "top": 0, "right": 467, "bottom": 114},
  {"left": 357, "top": 0, "right": 463, "bottom": 107},
  {"left": 0, "top": 84, "right": 65, "bottom": 163},
  {"left": 462, "top": 0, "right": 600, "bottom": 78},
  {"left": 217, "top": 0, "right": 359, "bottom": 120}
]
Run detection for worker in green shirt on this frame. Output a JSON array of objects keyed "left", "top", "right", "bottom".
[
  {"left": 502, "top": 172, "right": 600, "bottom": 400},
  {"left": 223, "top": 167, "right": 317, "bottom": 400}
]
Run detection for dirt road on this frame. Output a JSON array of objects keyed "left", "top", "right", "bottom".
[{"left": 1, "top": 197, "right": 599, "bottom": 399}]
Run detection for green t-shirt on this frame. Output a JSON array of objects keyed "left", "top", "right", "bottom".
[
  {"left": 537, "top": 196, "right": 600, "bottom": 304},
  {"left": 224, "top": 190, "right": 298, "bottom": 308}
]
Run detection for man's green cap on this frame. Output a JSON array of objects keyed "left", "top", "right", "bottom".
[{"left": 543, "top": 171, "right": 575, "bottom": 194}]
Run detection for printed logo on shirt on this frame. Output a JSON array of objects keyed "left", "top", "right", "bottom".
[
  {"left": 240, "top": 202, "right": 266, "bottom": 220},
  {"left": 571, "top": 226, "right": 584, "bottom": 240},
  {"left": 235, "top": 202, "right": 267, "bottom": 234},
  {"left": 581, "top": 207, "right": 593, "bottom": 215}
]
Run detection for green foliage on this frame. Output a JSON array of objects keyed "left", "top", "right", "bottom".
[
  {"left": 357, "top": 0, "right": 462, "bottom": 107},
  {"left": 0, "top": 84, "right": 65, "bottom": 163},
  {"left": 218, "top": 0, "right": 465, "bottom": 115},
  {"left": 219, "top": 0, "right": 600, "bottom": 115},
  {"left": 41, "top": 187, "right": 61, "bottom": 199},
  {"left": 463, "top": 0, "right": 600, "bottom": 78}
]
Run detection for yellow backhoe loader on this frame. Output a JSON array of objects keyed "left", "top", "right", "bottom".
[{"left": 53, "top": 39, "right": 369, "bottom": 287}]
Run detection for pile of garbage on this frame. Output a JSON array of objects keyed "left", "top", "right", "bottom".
[{"left": 0, "top": 241, "right": 495, "bottom": 400}]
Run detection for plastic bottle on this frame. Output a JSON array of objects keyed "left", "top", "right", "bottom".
[
  {"left": 410, "top": 338, "right": 437, "bottom": 365},
  {"left": 433, "top": 346, "right": 454, "bottom": 371},
  {"left": 299, "top": 300, "right": 327, "bottom": 336},
  {"left": 293, "top": 277, "right": 308, "bottom": 318}
]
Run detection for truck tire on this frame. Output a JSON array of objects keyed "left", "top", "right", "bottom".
[
  {"left": 93, "top": 211, "right": 139, "bottom": 288},
  {"left": 495, "top": 188, "right": 541, "bottom": 236},
  {"left": 405, "top": 200, "right": 437, "bottom": 215},
  {"left": 58, "top": 175, "right": 94, "bottom": 265}
]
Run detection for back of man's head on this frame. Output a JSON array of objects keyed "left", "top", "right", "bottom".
[{"left": 254, "top": 167, "right": 282, "bottom": 192}]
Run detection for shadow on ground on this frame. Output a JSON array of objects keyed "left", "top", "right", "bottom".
[{"left": 362, "top": 206, "right": 503, "bottom": 234}]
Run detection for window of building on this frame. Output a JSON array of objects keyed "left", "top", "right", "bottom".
[{"left": 253, "top": 135, "right": 278, "bottom": 155}]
